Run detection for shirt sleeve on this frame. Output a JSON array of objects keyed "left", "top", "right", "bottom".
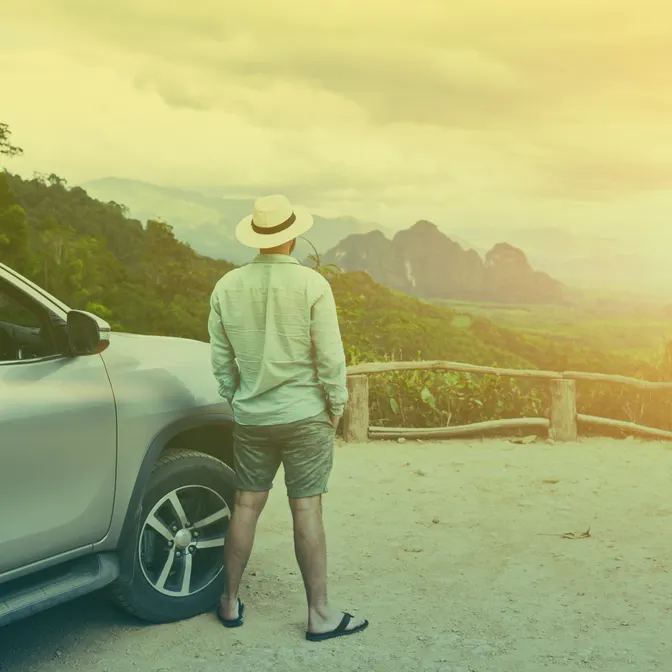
[
  {"left": 310, "top": 280, "right": 349, "bottom": 416},
  {"left": 208, "top": 287, "right": 239, "bottom": 404}
]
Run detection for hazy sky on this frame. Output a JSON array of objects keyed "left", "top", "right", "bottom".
[{"left": 2, "top": 0, "right": 672, "bottom": 246}]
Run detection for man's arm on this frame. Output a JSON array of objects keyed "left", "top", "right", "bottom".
[
  {"left": 310, "top": 280, "right": 348, "bottom": 419},
  {"left": 208, "top": 288, "right": 239, "bottom": 403}
]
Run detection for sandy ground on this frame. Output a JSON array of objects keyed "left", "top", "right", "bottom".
[{"left": 1, "top": 437, "right": 672, "bottom": 672}]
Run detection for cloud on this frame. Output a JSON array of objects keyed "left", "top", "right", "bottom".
[
  {"left": 535, "top": 158, "right": 672, "bottom": 201},
  {"left": 2, "top": 0, "right": 672, "bottom": 240},
  {"left": 8, "top": 0, "right": 672, "bottom": 129},
  {"left": 133, "top": 74, "right": 212, "bottom": 112}
]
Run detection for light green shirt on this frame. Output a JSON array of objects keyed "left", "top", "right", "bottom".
[{"left": 208, "top": 254, "right": 349, "bottom": 426}]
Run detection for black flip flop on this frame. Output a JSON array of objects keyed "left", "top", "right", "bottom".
[
  {"left": 305, "top": 613, "right": 369, "bottom": 642},
  {"left": 216, "top": 599, "right": 245, "bottom": 628}
]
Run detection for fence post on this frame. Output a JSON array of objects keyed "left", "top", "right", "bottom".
[
  {"left": 342, "top": 375, "right": 369, "bottom": 443},
  {"left": 549, "top": 378, "right": 577, "bottom": 442}
]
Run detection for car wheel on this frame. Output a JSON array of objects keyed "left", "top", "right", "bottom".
[{"left": 110, "top": 448, "right": 236, "bottom": 623}]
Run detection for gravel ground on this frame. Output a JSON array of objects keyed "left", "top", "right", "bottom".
[{"left": 1, "top": 437, "right": 672, "bottom": 672}]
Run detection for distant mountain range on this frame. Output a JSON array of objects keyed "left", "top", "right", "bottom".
[
  {"left": 80, "top": 177, "right": 670, "bottom": 300},
  {"left": 80, "top": 178, "right": 389, "bottom": 266},
  {"left": 322, "top": 221, "right": 569, "bottom": 304},
  {"left": 453, "top": 225, "right": 672, "bottom": 297}
]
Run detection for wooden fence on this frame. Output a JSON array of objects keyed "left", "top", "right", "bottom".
[{"left": 341, "top": 360, "right": 672, "bottom": 443}]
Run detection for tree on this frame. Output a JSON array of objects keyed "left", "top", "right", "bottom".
[
  {"left": 47, "top": 173, "right": 67, "bottom": 188},
  {"left": 4, "top": 169, "right": 668, "bottom": 431},
  {"left": 307, "top": 252, "right": 342, "bottom": 280},
  {"left": 0, "top": 123, "right": 23, "bottom": 158},
  {"left": 0, "top": 173, "right": 32, "bottom": 269}
]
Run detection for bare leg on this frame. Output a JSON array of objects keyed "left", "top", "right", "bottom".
[
  {"left": 289, "top": 494, "right": 366, "bottom": 634},
  {"left": 220, "top": 489, "right": 268, "bottom": 619}
]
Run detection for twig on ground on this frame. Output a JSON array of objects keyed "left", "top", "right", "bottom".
[
  {"left": 509, "top": 435, "right": 538, "bottom": 444},
  {"left": 538, "top": 526, "right": 591, "bottom": 540}
]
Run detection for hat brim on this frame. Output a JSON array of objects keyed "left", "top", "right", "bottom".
[{"left": 235, "top": 206, "right": 314, "bottom": 249}]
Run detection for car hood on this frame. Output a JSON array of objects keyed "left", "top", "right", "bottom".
[
  {"left": 100, "top": 331, "right": 227, "bottom": 411},
  {"left": 107, "top": 331, "right": 209, "bottom": 359}
]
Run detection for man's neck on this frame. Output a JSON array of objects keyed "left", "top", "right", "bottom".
[{"left": 259, "top": 246, "right": 293, "bottom": 256}]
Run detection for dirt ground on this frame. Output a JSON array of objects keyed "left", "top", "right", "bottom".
[{"left": 2, "top": 437, "right": 672, "bottom": 672}]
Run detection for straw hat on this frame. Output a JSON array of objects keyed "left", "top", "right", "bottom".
[{"left": 236, "top": 194, "right": 313, "bottom": 248}]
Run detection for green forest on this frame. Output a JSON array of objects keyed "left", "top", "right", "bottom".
[{"left": 1, "top": 122, "right": 671, "bottom": 433}]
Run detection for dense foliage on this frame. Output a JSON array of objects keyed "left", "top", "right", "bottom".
[
  {"left": 2, "top": 171, "right": 234, "bottom": 338},
  {"left": 324, "top": 267, "right": 672, "bottom": 432},
  {"left": 1, "top": 122, "right": 671, "bottom": 435}
]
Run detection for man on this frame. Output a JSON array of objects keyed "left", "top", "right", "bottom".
[{"left": 208, "top": 194, "right": 369, "bottom": 642}]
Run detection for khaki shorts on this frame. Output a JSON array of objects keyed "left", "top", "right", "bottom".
[{"left": 233, "top": 409, "right": 336, "bottom": 499}]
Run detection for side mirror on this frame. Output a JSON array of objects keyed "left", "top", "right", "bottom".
[{"left": 67, "top": 310, "right": 110, "bottom": 356}]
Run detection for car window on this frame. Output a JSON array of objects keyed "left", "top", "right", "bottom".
[
  {"left": 0, "top": 285, "right": 60, "bottom": 362},
  {"left": 0, "top": 290, "right": 41, "bottom": 328}
]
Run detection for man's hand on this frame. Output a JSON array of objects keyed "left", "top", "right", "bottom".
[{"left": 329, "top": 413, "right": 342, "bottom": 429}]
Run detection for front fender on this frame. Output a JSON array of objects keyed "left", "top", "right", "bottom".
[
  {"left": 111, "top": 412, "right": 234, "bottom": 584},
  {"left": 97, "top": 332, "right": 233, "bottom": 559}
]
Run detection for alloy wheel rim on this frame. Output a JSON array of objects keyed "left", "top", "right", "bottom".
[{"left": 139, "top": 485, "right": 231, "bottom": 597}]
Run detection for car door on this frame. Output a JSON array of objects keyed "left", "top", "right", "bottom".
[{"left": 0, "top": 273, "right": 117, "bottom": 576}]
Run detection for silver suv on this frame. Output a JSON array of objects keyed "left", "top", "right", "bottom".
[{"left": 0, "top": 262, "right": 236, "bottom": 626}]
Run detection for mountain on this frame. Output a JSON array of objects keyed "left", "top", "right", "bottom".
[
  {"left": 451, "top": 225, "right": 672, "bottom": 296},
  {"left": 0, "top": 172, "right": 616, "bottom": 374},
  {"left": 80, "top": 177, "right": 388, "bottom": 265},
  {"left": 3, "top": 172, "right": 235, "bottom": 341},
  {"left": 5, "top": 169, "right": 670, "bottom": 433},
  {"left": 323, "top": 220, "right": 568, "bottom": 304}
]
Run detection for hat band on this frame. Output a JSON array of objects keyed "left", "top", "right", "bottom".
[{"left": 251, "top": 212, "right": 296, "bottom": 235}]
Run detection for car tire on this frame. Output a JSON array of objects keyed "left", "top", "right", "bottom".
[{"left": 110, "top": 448, "right": 236, "bottom": 623}]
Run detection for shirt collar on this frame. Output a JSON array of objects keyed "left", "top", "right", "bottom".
[{"left": 252, "top": 254, "right": 300, "bottom": 265}]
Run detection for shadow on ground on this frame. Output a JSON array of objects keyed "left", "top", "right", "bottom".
[{"left": 0, "top": 593, "right": 147, "bottom": 672}]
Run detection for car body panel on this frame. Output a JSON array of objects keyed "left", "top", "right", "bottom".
[
  {"left": 95, "top": 332, "right": 232, "bottom": 548},
  {"left": 0, "top": 352, "right": 118, "bottom": 575}
]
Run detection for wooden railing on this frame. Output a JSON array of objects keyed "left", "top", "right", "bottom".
[{"left": 341, "top": 360, "right": 672, "bottom": 443}]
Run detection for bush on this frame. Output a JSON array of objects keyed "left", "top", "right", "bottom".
[
  {"left": 346, "top": 347, "right": 672, "bottom": 432},
  {"left": 578, "top": 382, "right": 672, "bottom": 432},
  {"left": 368, "top": 369, "right": 547, "bottom": 428}
]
